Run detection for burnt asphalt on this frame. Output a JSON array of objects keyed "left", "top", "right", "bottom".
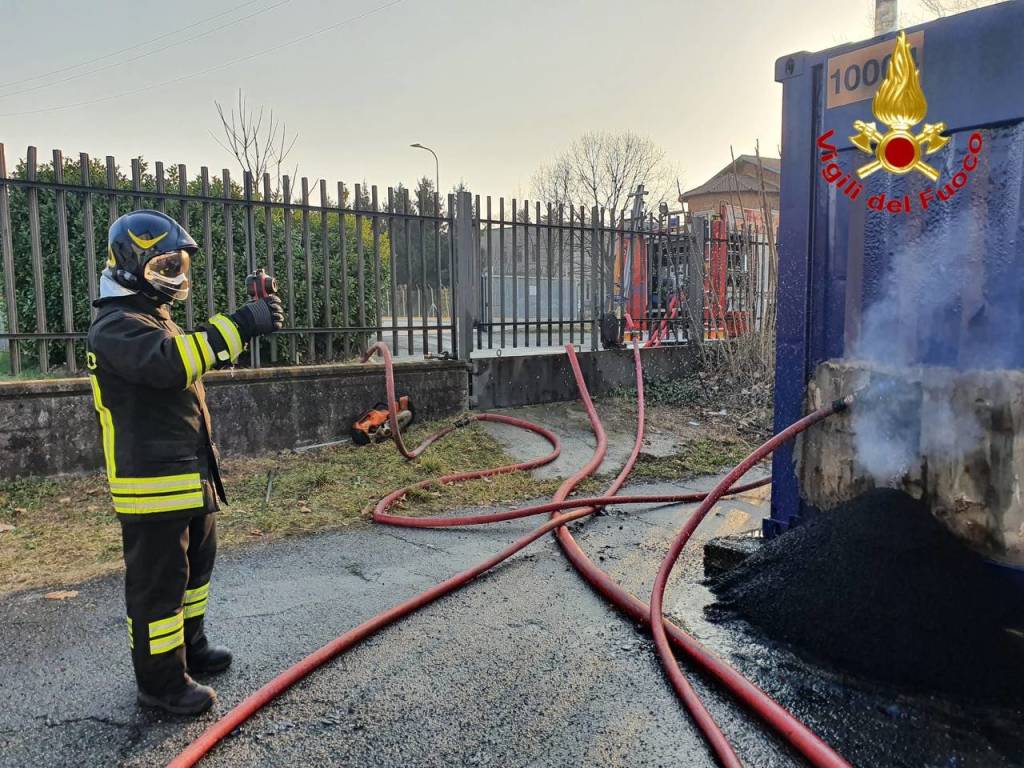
[{"left": 1, "top": 411, "right": 1021, "bottom": 767}]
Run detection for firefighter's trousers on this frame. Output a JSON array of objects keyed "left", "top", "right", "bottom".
[{"left": 121, "top": 512, "right": 217, "bottom": 694}]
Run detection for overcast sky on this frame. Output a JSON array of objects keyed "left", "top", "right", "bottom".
[{"left": 0, "top": 0, "right": 953, "bottom": 200}]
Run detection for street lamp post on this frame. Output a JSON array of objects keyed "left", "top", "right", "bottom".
[{"left": 410, "top": 143, "right": 440, "bottom": 213}]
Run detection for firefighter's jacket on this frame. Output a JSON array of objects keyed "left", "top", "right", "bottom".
[{"left": 86, "top": 294, "right": 245, "bottom": 522}]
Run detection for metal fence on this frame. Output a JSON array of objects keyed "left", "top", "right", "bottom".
[
  {"left": 466, "top": 198, "right": 774, "bottom": 352},
  {"left": 704, "top": 217, "right": 775, "bottom": 340},
  {"left": 466, "top": 200, "right": 712, "bottom": 352},
  {"left": 0, "top": 142, "right": 776, "bottom": 378},
  {"left": 0, "top": 143, "right": 457, "bottom": 376}
]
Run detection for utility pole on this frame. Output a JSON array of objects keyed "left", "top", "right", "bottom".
[
  {"left": 874, "top": 0, "right": 898, "bottom": 34},
  {"left": 410, "top": 143, "right": 440, "bottom": 212}
]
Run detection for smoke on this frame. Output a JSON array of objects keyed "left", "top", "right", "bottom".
[{"left": 849, "top": 211, "right": 989, "bottom": 481}]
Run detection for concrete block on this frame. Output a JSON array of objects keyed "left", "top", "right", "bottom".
[{"left": 798, "top": 360, "right": 1024, "bottom": 567}]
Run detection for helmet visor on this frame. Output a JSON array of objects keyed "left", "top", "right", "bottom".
[{"left": 143, "top": 250, "right": 191, "bottom": 301}]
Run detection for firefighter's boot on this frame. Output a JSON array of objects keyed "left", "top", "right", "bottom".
[
  {"left": 137, "top": 675, "right": 216, "bottom": 716},
  {"left": 187, "top": 639, "right": 233, "bottom": 675}
]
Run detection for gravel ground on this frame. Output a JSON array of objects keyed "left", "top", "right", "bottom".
[
  {"left": 710, "top": 488, "right": 1024, "bottom": 705},
  {"left": 1, "top": 405, "right": 1021, "bottom": 767}
]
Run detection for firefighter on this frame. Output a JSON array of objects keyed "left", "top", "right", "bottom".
[{"left": 86, "top": 209, "right": 284, "bottom": 715}]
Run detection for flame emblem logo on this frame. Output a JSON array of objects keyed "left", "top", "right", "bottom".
[{"left": 850, "top": 31, "right": 949, "bottom": 181}]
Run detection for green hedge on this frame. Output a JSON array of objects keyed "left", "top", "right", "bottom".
[{"left": 1, "top": 156, "right": 391, "bottom": 372}]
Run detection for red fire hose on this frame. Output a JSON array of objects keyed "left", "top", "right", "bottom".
[
  {"left": 648, "top": 396, "right": 854, "bottom": 768},
  {"left": 168, "top": 340, "right": 851, "bottom": 768}
]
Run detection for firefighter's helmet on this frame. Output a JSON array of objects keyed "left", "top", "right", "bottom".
[{"left": 107, "top": 209, "right": 198, "bottom": 302}]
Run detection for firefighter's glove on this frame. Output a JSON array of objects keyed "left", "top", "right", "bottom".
[{"left": 230, "top": 296, "right": 285, "bottom": 341}]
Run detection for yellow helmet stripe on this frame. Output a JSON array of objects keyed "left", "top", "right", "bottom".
[{"left": 127, "top": 229, "right": 169, "bottom": 250}]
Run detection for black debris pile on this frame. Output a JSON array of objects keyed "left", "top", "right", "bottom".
[{"left": 708, "top": 488, "right": 1024, "bottom": 703}]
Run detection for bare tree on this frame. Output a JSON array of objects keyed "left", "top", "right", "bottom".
[
  {"left": 897, "top": 0, "right": 1003, "bottom": 24},
  {"left": 532, "top": 130, "right": 675, "bottom": 216},
  {"left": 919, "top": 0, "right": 1001, "bottom": 15},
  {"left": 212, "top": 89, "right": 298, "bottom": 197}
]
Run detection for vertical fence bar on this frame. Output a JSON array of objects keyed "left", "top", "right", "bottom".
[
  {"left": 454, "top": 191, "right": 477, "bottom": 362},
  {"left": 371, "top": 186, "right": 383, "bottom": 346},
  {"left": 546, "top": 202, "right": 553, "bottom": 346},
  {"left": 105, "top": 156, "right": 118, "bottom": 226},
  {"left": 485, "top": 195, "right": 493, "bottom": 349},
  {"left": 243, "top": 172, "right": 260, "bottom": 368},
  {"left": 535, "top": 201, "right": 542, "bottom": 346},
  {"left": 498, "top": 197, "right": 506, "bottom": 349},
  {"left": 338, "top": 181, "right": 350, "bottom": 359},
  {"left": 263, "top": 173, "right": 277, "bottom": 362},
  {"left": 300, "top": 177, "right": 315, "bottom": 362},
  {"left": 420, "top": 188, "right": 429, "bottom": 354},
  {"left": 155, "top": 162, "right": 167, "bottom": 214},
  {"left": 52, "top": 150, "right": 75, "bottom": 369},
  {"left": 319, "top": 179, "right": 333, "bottom": 360},
  {"left": 387, "top": 188, "right": 399, "bottom": 351},
  {"left": 178, "top": 164, "right": 194, "bottom": 331},
  {"left": 282, "top": 175, "right": 298, "bottom": 363},
  {"left": 433, "top": 192, "right": 442, "bottom": 354},
  {"left": 222, "top": 170, "right": 237, "bottom": 314},
  {"left": 356, "top": 186, "right": 368, "bottom": 348},
  {"left": 26, "top": 147, "right": 48, "bottom": 372},
  {"left": 511, "top": 198, "right": 518, "bottom": 348},
  {"left": 657, "top": 213, "right": 667, "bottom": 340},
  {"left": 581, "top": 205, "right": 589, "bottom": 347},
  {"left": 689, "top": 215, "right": 706, "bottom": 344},
  {"left": 668, "top": 215, "right": 685, "bottom": 343},
  {"left": 524, "top": 200, "right": 533, "bottom": 347},
  {"left": 590, "top": 205, "right": 599, "bottom": 352},
  {"left": 447, "top": 193, "right": 457, "bottom": 357},
  {"left": 649, "top": 212, "right": 658, "bottom": 335},
  {"left": 0, "top": 145, "right": 20, "bottom": 374},
  {"left": 557, "top": 203, "right": 564, "bottom": 345},
  {"left": 79, "top": 154, "right": 97, "bottom": 322},
  {"left": 403, "top": 189, "right": 413, "bottom": 355},
  {"left": 568, "top": 205, "right": 576, "bottom": 345},
  {"left": 200, "top": 168, "right": 215, "bottom": 319},
  {"left": 131, "top": 158, "right": 142, "bottom": 210},
  {"left": 475, "top": 194, "right": 483, "bottom": 351}
]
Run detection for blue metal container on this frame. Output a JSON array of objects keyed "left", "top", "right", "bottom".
[{"left": 768, "top": 3, "right": 1024, "bottom": 539}]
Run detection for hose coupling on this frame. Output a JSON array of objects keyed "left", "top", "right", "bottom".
[{"left": 831, "top": 394, "right": 855, "bottom": 412}]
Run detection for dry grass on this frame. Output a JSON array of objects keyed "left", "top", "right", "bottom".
[
  {"left": 0, "top": 420, "right": 582, "bottom": 594},
  {"left": 629, "top": 438, "right": 754, "bottom": 482},
  {"left": 0, "top": 408, "right": 761, "bottom": 594}
]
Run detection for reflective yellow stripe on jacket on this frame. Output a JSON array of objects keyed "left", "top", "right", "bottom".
[
  {"left": 208, "top": 314, "right": 243, "bottom": 363},
  {"left": 88, "top": 373, "right": 117, "bottom": 480},
  {"left": 174, "top": 331, "right": 216, "bottom": 388},
  {"left": 112, "top": 490, "right": 204, "bottom": 516},
  {"left": 88, "top": 370, "right": 205, "bottom": 516}
]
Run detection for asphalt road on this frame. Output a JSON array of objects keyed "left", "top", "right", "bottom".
[{"left": 2, "top": 413, "right": 1021, "bottom": 767}]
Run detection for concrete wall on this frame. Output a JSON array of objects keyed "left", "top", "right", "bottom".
[
  {"left": 472, "top": 344, "right": 700, "bottom": 409},
  {"left": 0, "top": 360, "right": 468, "bottom": 480}
]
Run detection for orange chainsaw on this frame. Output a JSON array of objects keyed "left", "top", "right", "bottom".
[{"left": 350, "top": 396, "right": 415, "bottom": 445}]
